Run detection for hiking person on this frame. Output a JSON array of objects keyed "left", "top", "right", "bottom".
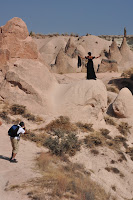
[
  {"left": 9, "top": 121, "right": 26, "bottom": 163},
  {"left": 79, "top": 52, "right": 101, "bottom": 80}
]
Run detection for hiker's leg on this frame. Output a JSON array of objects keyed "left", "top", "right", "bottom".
[
  {"left": 10, "top": 152, "right": 13, "bottom": 160},
  {"left": 12, "top": 153, "right": 17, "bottom": 159},
  {"left": 10, "top": 138, "right": 19, "bottom": 161}
]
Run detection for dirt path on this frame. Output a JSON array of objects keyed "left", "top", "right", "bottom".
[{"left": 0, "top": 123, "right": 45, "bottom": 200}]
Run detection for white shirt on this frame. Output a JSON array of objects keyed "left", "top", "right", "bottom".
[{"left": 10, "top": 125, "right": 25, "bottom": 140}]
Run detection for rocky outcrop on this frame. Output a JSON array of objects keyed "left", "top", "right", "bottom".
[
  {"left": 0, "top": 59, "right": 58, "bottom": 114},
  {"left": 0, "top": 17, "right": 38, "bottom": 60},
  {"left": 98, "top": 59, "right": 118, "bottom": 73},
  {"left": 1, "top": 17, "right": 29, "bottom": 40},
  {"left": 112, "top": 87, "right": 133, "bottom": 118},
  {"left": 65, "top": 38, "right": 76, "bottom": 56},
  {"left": 53, "top": 48, "right": 75, "bottom": 73},
  {"left": 0, "top": 49, "right": 10, "bottom": 73},
  {"left": 56, "top": 79, "right": 107, "bottom": 123},
  {"left": 120, "top": 37, "right": 133, "bottom": 62},
  {"left": 108, "top": 39, "right": 122, "bottom": 63},
  {"left": 5, "top": 71, "right": 42, "bottom": 103}
]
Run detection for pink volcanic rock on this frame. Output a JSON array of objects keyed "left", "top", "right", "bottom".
[
  {"left": 0, "top": 49, "right": 10, "bottom": 66},
  {"left": 0, "top": 17, "right": 38, "bottom": 59},
  {"left": 1, "top": 17, "right": 29, "bottom": 40}
]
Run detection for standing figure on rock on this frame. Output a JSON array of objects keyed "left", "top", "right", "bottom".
[{"left": 80, "top": 52, "right": 101, "bottom": 80}]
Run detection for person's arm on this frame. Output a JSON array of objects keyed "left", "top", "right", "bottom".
[
  {"left": 78, "top": 55, "right": 87, "bottom": 59},
  {"left": 95, "top": 55, "right": 101, "bottom": 59}
]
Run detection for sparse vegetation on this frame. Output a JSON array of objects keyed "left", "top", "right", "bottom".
[
  {"left": 121, "top": 67, "right": 133, "bottom": 78},
  {"left": 76, "top": 122, "right": 94, "bottom": 132},
  {"left": 45, "top": 132, "right": 81, "bottom": 156},
  {"left": 10, "top": 104, "right": 26, "bottom": 115},
  {"left": 105, "top": 167, "right": 124, "bottom": 178},
  {"left": 90, "top": 149, "right": 99, "bottom": 155},
  {"left": 104, "top": 116, "right": 116, "bottom": 126},
  {"left": 10, "top": 104, "right": 43, "bottom": 123},
  {"left": 126, "top": 147, "right": 133, "bottom": 161},
  {"left": 106, "top": 85, "right": 119, "bottom": 93},
  {"left": 22, "top": 130, "right": 47, "bottom": 147},
  {"left": 84, "top": 132, "right": 104, "bottom": 148},
  {"left": 26, "top": 152, "right": 109, "bottom": 200},
  {"left": 0, "top": 111, "right": 11, "bottom": 123},
  {"left": 45, "top": 116, "right": 77, "bottom": 134},
  {"left": 99, "top": 128, "right": 112, "bottom": 139},
  {"left": 117, "top": 122, "right": 131, "bottom": 136}
]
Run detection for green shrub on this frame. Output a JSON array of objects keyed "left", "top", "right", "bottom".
[{"left": 45, "top": 132, "right": 81, "bottom": 156}]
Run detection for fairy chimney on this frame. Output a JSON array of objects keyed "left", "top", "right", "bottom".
[
  {"left": 108, "top": 39, "right": 122, "bottom": 63},
  {"left": 65, "top": 38, "right": 76, "bottom": 56}
]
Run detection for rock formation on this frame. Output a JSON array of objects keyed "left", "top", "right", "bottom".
[
  {"left": 98, "top": 59, "right": 118, "bottom": 73},
  {"left": 0, "top": 59, "right": 58, "bottom": 114},
  {"left": 108, "top": 39, "right": 122, "bottom": 63},
  {"left": 112, "top": 87, "right": 133, "bottom": 118},
  {"left": 0, "top": 17, "right": 38, "bottom": 60},
  {"left": 52, "top": 48, "right": 76, "bottom": 73},
  {"left": 55, "top": 79, "right": 107, "bottom": 123},
  {"left": 65, "top": 38, "right": 76, "bottom": 56}
]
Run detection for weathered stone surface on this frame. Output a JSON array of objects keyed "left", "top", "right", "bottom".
[
  {"left": 56, "top": 79, "right": 107, "bottom": 123},
  {"left": 2, "top": 17, "right": 29, "bottom": 40},
  {"left": 0, "top": 59, "right": 58, "bottom": 114},
  {"left": 108, "top": 40, "right": 122, "bottom": 63},
  {"left": 65, "top": 38, "right": 76, "bottom": 56},
  {"left": 0, "top": 17, "right": 38, "bottom": 59},
  {"left": 0, "top": 49, "right": 10, "bottom": 73},
  {"left": 98, "top": 59, "right": 118, "bottom": 73},
  {"left": 112, "top": 87, "right": 133, "bottom": 118},
  {"left": 53, "top": 48, "right": 75, "bottom": 73}
]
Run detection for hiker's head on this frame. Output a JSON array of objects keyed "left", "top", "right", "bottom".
[
  {"left": 88, "top": 52, "right": 91, "bottom": 56},
  {"left": 19, "top": 121, "right": 25, "bottom": 128}
]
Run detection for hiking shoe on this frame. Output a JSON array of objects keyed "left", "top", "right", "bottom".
[{"left": 10, "top": 159, "right": 18, "bottom": 163}]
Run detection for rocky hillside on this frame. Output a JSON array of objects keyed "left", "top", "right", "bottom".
[{"left": 0, "top": 17, "right": 133, "bottom": 200}]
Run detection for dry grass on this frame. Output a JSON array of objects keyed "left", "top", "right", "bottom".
[
  {"left": 121, "top": 67, "right": 133, "bottom": 78},
  {"left": 22, "top": 130, "right": 47, "bottom": 147},
  {"left": 104, "top": 116, "right": 116, "bottom": 126},
  {"left": 99, "top": 128, "right": 112, "bottom": 139},
  {"left": 0, "top": 103, "right": 44, "bottom": 124},
  {"left": 126, "top": 147, "right": 133, "bottom": 161},
  {"left": 0, "top": 111, "right": 12, "bottom": 123},
  {"left": 105, "top": 167, "right": 124, "bottom": 178},
  {"left": 117, "top": 122, "right": 131, "bottom": 136},
  {"left": 45, "top": 116, "right": 77, "bottom": 134},
  {"left": 84, "top": 131, "right": 105, "bottom": 148},
  {"left": 106, "top": 85, "right": 119, "bottom": 93},
  {"left": 43, "top": 116, "right": 81, "bottom": 156},
  {"left": 10, "top": 104, "right": 44, "bottom": 123},
  {"left": 27, "top": 152, "right": 109, "bottom": 200},
  {"left": 76, "top": 122, "right": 94, "bottom": 132}
]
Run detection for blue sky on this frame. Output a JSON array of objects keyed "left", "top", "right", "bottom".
[{"left": 0, "top": 0, "right": 133, "bottom": 36}]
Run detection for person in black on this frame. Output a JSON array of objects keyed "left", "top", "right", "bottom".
[{"left": 80, "top": 52, "right": 101, "bottom": 80}]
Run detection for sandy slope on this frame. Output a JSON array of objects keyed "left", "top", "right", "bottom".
[{"left": 0, "top": 123, "right": 46, "bottom": 200}]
